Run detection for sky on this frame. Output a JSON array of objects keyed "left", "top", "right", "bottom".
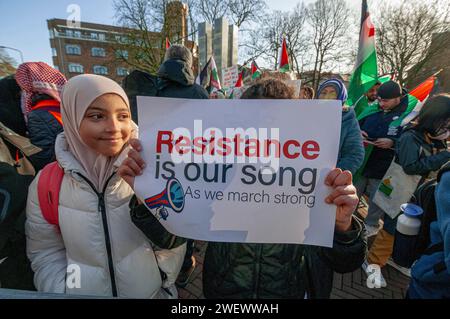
[{"left": 0, "top": 0, "right": 366, "bottom": 67}]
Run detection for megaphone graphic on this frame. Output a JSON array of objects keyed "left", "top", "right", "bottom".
[{"left": 145, "top": 178, "right": 185, "bottom": 220}]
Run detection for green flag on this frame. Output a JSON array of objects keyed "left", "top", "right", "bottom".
[{"left": 347, "top": 0, "right": 378, "bottom": 116}]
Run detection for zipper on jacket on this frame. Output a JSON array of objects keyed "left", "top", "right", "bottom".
[
  {"left": 253, "top": 244, "right": 263, "bottom": 299},
  {"left": 76, "top": 173, "right": 118, "bottom": 297}
]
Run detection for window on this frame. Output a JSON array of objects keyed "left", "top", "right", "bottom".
[
  {"left": 115, "top": 50, "right": 128, "bottom": 59},
  {"left": 91, "top": 32, "right": 99, "bottom": 40},
  {"left": 66, "top": 45, "right": 81, "bottom": 55},
  {"left": 68, "top": 63, "right": 83, "bottom": 73},
  {"left": 66, "top": 29, "right": 73, "bottom": 37},
  {"left": 91, "top": 47, "right": 106, "bottom": 57},
  {"left": 74, "top": 31, "right": 81, "bottom": 38},
  {"left": 99, "top": 33, "right": 106, "bottom": 41},
  {"left": 49, "top": 29, "right": 55, "bottom": 39},
  {"left": 51, "top": 48, "right": 57, "bottom": 57},
  {"left": 93, "top": 65, "right": 108, "bottom": 75},
  {"left": 117, "top": 67, "right": 128, "bottom": 77}
]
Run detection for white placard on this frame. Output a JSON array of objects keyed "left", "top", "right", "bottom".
[{"left": 135, "top": 97, "right": 342, "bottom": 247}]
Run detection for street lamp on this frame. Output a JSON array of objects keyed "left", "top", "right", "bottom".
[{"left": 0, "top": 46, "right": 24, "bottom": 64}]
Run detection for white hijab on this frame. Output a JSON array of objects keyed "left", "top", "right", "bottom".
[{"left": 60, "top": 74, "right": 133, "bottom": 191}]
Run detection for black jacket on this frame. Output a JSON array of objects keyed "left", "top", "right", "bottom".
[
  {"left": 359, "top": 96, "right": 408, "bottom": 179},
  {"left": 0, "top": 75, "right": 27, "bottom": 137},
  {"left": 27, "top": 100, "right": 63, "bottom": 171},
  {"left": 396, "top": 128, "right": 450, "bottom": 177},
  {"left": 203, "top": 217, "right": 367, "bottom": 299},
  {"left": 156, "top": 59, "right": 209, "bottom": 100}
]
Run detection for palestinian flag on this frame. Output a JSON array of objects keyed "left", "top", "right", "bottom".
[
  {"left": 347, "top": 0, "right": 378, "bottom": 116},
  {"left": 198, "top": 56, "right": 222, "bottom": 92},
  {"left": 166, "top": 38, "right": 171, "bottom": 49},
  {"left": 229, "top": 70, "right": 245, "bottom": 99},
  {"left": 199, "top": 58, "right": 211, "bottom": 88},
  {"left": 400, "top": 76, "right": 437, "bottom": 126},
  {"left": 278, "top": 36, "right": 290, "bottom": 73},
  {"left": 234, "top": 70, "right": 244, "bottom": 88},
  {"left": 251, "top": 60, "right": 262, "bottom": 80},
  {"left": 209, "top": 56, "right": 222, "bottom": 91},
  {"left": 354, "top": 75, "right": 437, "bottom": 183}
]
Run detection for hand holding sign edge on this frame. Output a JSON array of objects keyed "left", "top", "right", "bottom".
[
  {"left": 118, "top": 138, "right": 146, "bottom": 191},
  {"left": 325, "top": 168, "right": 358, "bottom": 233}
]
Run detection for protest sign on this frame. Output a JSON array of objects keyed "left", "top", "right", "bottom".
[
  {"left": 222, "top": 65, "right": 239, "bottom": 89},
  {"left": 135, "top": 97, "right": 342, "bottom": 247}
]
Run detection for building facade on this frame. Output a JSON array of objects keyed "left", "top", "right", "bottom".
[
  {"left": 48, "top": 19, "right": 133, "bottom": 82},
  {"left": 48, "top": 1, "right": 198, "bottom": 82},
  {"left": 198, "top": 17, "right": 239, "bottom": 81}
]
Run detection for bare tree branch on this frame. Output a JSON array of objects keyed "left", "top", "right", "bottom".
[{"left": 374, "top": 0, "right": 449, "bottom": 86}]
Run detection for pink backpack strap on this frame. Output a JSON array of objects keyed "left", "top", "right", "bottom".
[{"left": 37, "top": 161, "right": 64, "bottom": 227}]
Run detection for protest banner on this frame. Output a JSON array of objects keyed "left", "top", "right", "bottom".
[
  {"left": 135, "top": 97, "right": 342, "bottom": 247},
  {"left": 222, "top": 65, "right": 239, "bottom": 89}
]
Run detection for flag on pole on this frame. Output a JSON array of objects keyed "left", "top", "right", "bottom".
[
  {"left": 199, "top": 56, "right": 222, "bottom": 92},
  {"left": 166, "top": 38, "right": 171, "bottom": 49},
  {"left": 199, "top": 59, "right": 211, "bottom": 88},
  {"left": 400, "top": 76, "right": 437, "bottom": 126},
  {"left": 209, "top": 56, "right": 222, "bottom": 91},
  {"left": 347, "top": 0, "right": 378, "bottom": 116},
  {"left": 278, "top": 36, "right": 290, "bottom": 73},
  {"left": 357, "top": 76, "right": 438, "bottom": 128},
  {"left": 234, "top": 70, "right": 244, "bottom": 88},
  {"left": 229, "top": 69, "right": 245, "bottom": 99},
  {"left": 251, "top": 60, "right": 262, "bottom": 80},
  {"left": 353, "top": 75, "right": 438, "bottom": 183}
]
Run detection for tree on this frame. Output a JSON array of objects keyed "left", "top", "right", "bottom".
[
  {"left": 243, "top": 4, "right": 309, "bottom": 74},
  {"left": 113, "top": 0, "right": 166, "bottom": 73},
  {"left": 228, "top": 0, "right": 267, "bottom": 28},
  {"left": 306, "top": 0, "right": 351, "bottom": 91},
  {"left": 375, "top": 0, "right": 450, "bottom": 86},
  {"left": 113, "top": 0, "right": 200, "bottom": 74},
  {"left": 0, "top": 49, "right": 17, "bottom": 78},
  {"left": 195, "top": 0, "right": 229, "bottom": 25},
  {"left": 195, "top": 0, "right": 267, "bottom": 28}
]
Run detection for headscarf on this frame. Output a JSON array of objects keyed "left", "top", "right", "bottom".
[
  {"left": 15, "top": 62, "right": 67, "bottom": 118},
  {"left": 317, "top": 78, "right": 348, "bottom": 103},
  {"left": 60, "top": 74, "right": 132, "bottom": 191}
]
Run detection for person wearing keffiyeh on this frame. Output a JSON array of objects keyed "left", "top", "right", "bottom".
[{"left": 15, "top": 62, "right": 66, "bottom": 170}]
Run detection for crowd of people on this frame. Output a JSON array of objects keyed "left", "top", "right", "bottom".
[{"left": 0, "top": 44, "right": 449, "bottom": 299}]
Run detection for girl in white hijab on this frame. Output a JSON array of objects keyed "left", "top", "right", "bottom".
[{"left": 26, "top": 74, "right": 185, "bottom": 298}]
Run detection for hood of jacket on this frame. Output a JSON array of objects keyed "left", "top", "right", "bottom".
[{"left": 157, "top": 59, "right": 195, "bottom": 88}]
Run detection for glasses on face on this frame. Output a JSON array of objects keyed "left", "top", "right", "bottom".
[{"left": 435, "top": 124, "right": 450, "bottom": 136}]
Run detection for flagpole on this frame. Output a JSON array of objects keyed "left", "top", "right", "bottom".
[
  {"left": 430, "top": 68, "right": 443, "bottom": 78},
  {"left": 407, "top": 69, "right": 443, "bottom": 92}
]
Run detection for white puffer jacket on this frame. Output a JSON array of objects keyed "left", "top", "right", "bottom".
[{"left": 25, "top": 134, "right": 186, "bottom": 298}]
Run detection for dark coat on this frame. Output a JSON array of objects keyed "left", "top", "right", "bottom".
[
  {"left": 396, "top": 128, "right": 450, "bottom": 177},
  {"left": 156, "top": 59, "right": 209, "bottom": 100},
  {"left": 0, "top": 75, "right": 27, "bottom": 137},
  {"left": 202, "top": 217, "right": 367, "bottom": 299},
  {"left": 27, "top": 100, "right": 63, "bottom": 171},
  {"left": 358, "top": 96, "right": 408, "bottom": 179},
  {"left": 338, "top": 108, "right": 365, "bottom": 175}
]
